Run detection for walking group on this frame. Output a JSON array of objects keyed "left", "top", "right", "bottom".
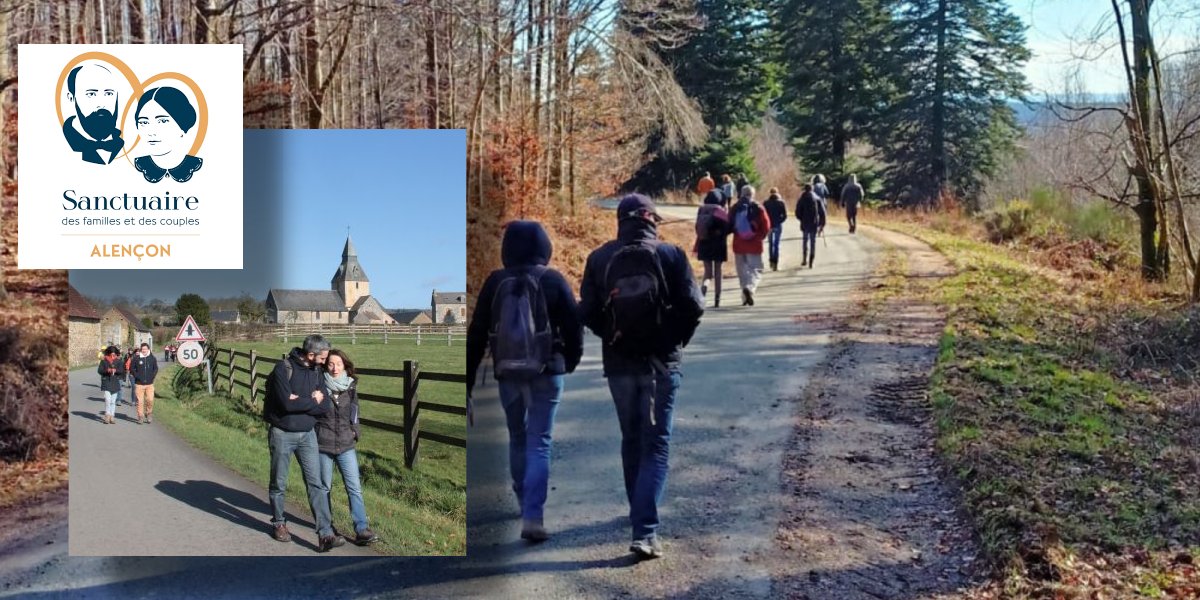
[
  {"left": 467, "top": 195, "right": 705, "bottom": 559},
  {"left": 262, "top": 334, "right": 380, "bottom": 552},
  {"left": 692, "top": 171, "right": 865, "bottom": 308},
  {"left": 96, "top": 343, "right": 158, "bottom": 425}
]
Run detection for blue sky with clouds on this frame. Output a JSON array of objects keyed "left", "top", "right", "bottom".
[{"left": 70, "top": 129, "right": 466, "bottom": 310}]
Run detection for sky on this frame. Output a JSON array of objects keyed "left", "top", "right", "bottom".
[
  {"left": 1009, "top": 0, "right": 1198, "bottom": 97},
  {"left": 70, "top": 129, "right": 467, "bottom": 310}
]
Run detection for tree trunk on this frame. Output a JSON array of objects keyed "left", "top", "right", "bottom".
[
  {"left": 424, "top": 5, "right": 439, "bottom": 128},
  {"left": 304, "top": 0, "right": 322, "bottom": 128},
  {"left": 1129, "top": 0, "right": 1165, "bottom": 279},
  {"left": 930, "top": 0, "right": 948, "bottom": 201}
]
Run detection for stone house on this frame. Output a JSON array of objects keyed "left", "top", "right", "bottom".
[
  {"left": 69, "top": 285, "right": 101, "bottom": 366},
  {"left": 102, "top": 306, "right": 153, "bottom": 350},
  {"left": 431, "top": 291, "right": 467, "bottom": 324}
]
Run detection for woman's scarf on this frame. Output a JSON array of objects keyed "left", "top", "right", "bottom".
[{"left": 324, "top": 371, "right": 353, "bottom": 393}]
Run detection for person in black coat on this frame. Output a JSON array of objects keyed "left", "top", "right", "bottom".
[
  {"left": 763, "top": 187, "right": 788, "bottom": 271},
  {"left": 694, "top": 189, "right": 731, "bottom": 307},
  {"left": 314, "top": 348, "right": 379, "bottom": 546},
  {"left": 97, "top": 345, "right": 125, "bottom": 424},
  {"left": 795, "top": 184, "right": 828, "bottom": 268},
  {"left": 579, "top": 194, "right": 704, "bottom": 558},
  {"left": 466, "top": 220, "right": 584, "bottom": 542}
]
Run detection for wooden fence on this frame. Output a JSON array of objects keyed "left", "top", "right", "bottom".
[
  {"left": 275, "top": 323, "right": 467, "bottom": 346},
  {"left": 207, "top": 346, "right": 467, "bottom": 468}
]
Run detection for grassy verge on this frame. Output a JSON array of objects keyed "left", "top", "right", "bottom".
[
  {"left": 157, "top": 337, "right": 466, "bottom": 556},
  {"left": 867, "top": 215, "right": 1200, "bottom": 597}
]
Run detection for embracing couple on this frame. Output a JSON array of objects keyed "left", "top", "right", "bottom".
[
  {"left": 262, "top": 334, "right": 379, "bottom": 552},
  {"left": 467, "top": 194, "right": 704, "bottom": 559}
]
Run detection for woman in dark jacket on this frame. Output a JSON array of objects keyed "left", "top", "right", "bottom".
[
  {"left": 315, "top": 348, "right": 378, "bottom": 546},
  {"left": 763, "top": 187, "right": 788, "bottom": 271},
  {"left": 695, "top": 189, "right": 732, "bottom": 307},
  {"left": 97, "top": 345, "right": 125, "bottom": 424}
]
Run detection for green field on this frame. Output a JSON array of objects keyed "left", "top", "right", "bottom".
[{"left": 158, "top": 335, "right": 465, "bottom": 555}]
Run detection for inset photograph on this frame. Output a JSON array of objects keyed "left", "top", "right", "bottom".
[{"left": 68, "top": 129, "right": 466, "bottom": 556}]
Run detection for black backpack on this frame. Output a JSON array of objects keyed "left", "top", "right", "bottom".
[
  {"left": 602, "top": 243, "right": 671, "bottom": 355},
  {"left": 262, "top": 359, "right": 294, "bottom": 421},
  {"left": 489, "top": 266, "right": 554, "bottom": 379}
]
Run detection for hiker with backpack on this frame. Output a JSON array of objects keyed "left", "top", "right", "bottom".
[
  {"left": 466, "top": 220, "right": 584, "bottom": 543},
  {"left": 731, "top": 185, "right": 772, "bottom": 305},
  {"left": 795, "top": 183, "right": 828, "bottom": 269},
  {"left": 841, "top": 173, "right": 864, "bottom": 233},
  {"left": 694, "top": 189, "right": 732, "bottom": 307},
  {"left": 314, "top": 348, "right": 380, "bottom": 546},
  {"left": 579, "top": 194, "right": 704, "bottom": 559},
  {"left": 263, "top": 334, "right": 343, "bottom": 552},
  {"left": 763, "top": 187, "right": 788, "bottom": 271},
  {"left": 812, "top": 174, "right": 831, "bottom": 208}
]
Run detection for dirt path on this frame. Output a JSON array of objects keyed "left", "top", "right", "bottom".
[
  {"left": 66, "top": 367, "right": 378, "bottom": 557},
  {"left": 771, "top": 225, "right": 982, "bottom": 599}
]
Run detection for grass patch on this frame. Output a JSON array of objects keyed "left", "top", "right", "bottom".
[
  {"left": 870, "top": 215, "right": 1200, "bottom": 594},
  {"left": 157, "top": 336, "right": 465, "bottom": 555}
]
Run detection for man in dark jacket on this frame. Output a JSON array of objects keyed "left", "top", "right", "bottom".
[
  {"left": 467, "top": 220, "right": 584, "bottom": 542},
  {"left": 795, "top": 183, "right": 828, "bottom": 268},
  {"left": 763, "top": 187, "right": 788, "bottom": 271},
  {"left": 129, "top": 343, "right": 159, "bottom": 425},
  {"left": 579, "top": 194, "right": 704, "bottom": 559},
  {"left": 264, "top": 334, "right": 342, "bottom": 552}
]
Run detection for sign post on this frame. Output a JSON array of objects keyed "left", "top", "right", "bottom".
[{"left": 174, "top": 316, "right": 210, "bottom": 392}]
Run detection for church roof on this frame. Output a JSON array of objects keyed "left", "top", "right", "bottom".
[
  {"left": 267, "top": 289, "right": 347, "bottom": 312},
  {"left": 332, "top": 235, "right": 369, "bottom": 284}
]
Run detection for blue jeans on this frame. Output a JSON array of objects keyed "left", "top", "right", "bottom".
[
  {"left": 320, "top": 448, "right": 369, "bottom": 534},
  {"left": 801, "top": 228, "right": 818, "bottom": 262},
  {"left": 499, "top": 375, "right": 564, "bottom": 521},
  {"left": 268, "top": 427, "right": 333, "bottom": 537},
  {"left": 607, "top": 369, "right": 681, "bottom": 541},
  {"left": 768, "top": 225, "right": 783, "bottom": 264}
]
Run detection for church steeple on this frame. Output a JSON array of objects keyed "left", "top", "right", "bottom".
[{"left": 332, "top": 234, "right": 369, "bottom": 309}]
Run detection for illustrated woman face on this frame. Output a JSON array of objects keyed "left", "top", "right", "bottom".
[
  {"left": 136, "top": 99, "right": 184, "bottom": 157},
  {"left": 326, "top": 354, "right": 344, "bottom": 377}
]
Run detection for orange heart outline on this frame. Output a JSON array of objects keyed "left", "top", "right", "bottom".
[{"left": 55, "top": 52, "right": 208, "bottom": 164}]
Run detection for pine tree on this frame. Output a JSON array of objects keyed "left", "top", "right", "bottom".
[
  {"left": 774, "top": 0, "right": 897, "bottom": 179},
  {"left": 881, "top": 0, "right": 1030, "bottom": 204},
  {"left": 625, "top": 0, "right": 776, "bottom": 194}
]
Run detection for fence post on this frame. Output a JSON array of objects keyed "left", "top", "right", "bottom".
[
  {"left": 383, "top": 323, "right": 388, "bottom": 345},
  {"left": 227, "top": 347, "right": 236, "bottom": 397},
  {"left": 249, "top": 349, "right": 258, "bottom": 405},
  {"left": 403, "top": 360, "right": 421, "bottom": 469},
  {"left": 448, "top": 330, "right": 451, "bottom": 346},
  {"left": 417, "top": 326, "right": 421, "bottom": 346},
  {"left": 352, "top": 326, "right": 356, "bottom": 345}
]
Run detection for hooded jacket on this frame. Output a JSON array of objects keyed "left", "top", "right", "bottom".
[
  {"left": 795, "top": 191, "right": 828, "bottom": 231},
  {"left": 315, "top": 378, "right": 360, "bottom": 455},
  {"left": 467, "top": 220, "right": 584, "bottom": 394},
  {"left": 580, "top": 216, "right": 705, "bottom": 376},
  {"left": 263, "top": 347, "right": 330, "bottom": 432}
]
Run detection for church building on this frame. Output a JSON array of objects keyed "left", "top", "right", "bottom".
[{"left": 265, "top": 235, "right": 398, "bottom": 325}]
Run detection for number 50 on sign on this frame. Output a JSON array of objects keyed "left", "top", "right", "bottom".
[{"left": 177, "top": 341, "right": 205, "bottom": 368}]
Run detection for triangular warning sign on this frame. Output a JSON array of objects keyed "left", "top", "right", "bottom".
[{"left": 175, "top": 315, "right": 207, "bottom": 342}]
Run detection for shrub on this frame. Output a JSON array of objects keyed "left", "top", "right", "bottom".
[
  {"left": 983, "top": 199, "right": 1036, "bottom": 242},
  {"left": 0, "top": 328, "right": 66, "bottom": 461}
]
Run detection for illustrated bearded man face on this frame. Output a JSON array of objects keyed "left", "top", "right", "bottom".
[{"left": 67, "top": 64, "right": 119, "bottom": 140}]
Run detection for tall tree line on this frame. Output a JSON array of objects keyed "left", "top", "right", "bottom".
[{"left": 773, "top": 0, "right": 1029, "bottom": 205}]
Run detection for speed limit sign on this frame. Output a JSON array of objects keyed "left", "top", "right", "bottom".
[{"left": 177, "top": 341, "right": 205, "bottom": 368}]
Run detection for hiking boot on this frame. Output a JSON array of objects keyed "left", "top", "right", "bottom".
[
  {"left": 770, "top": 261, "right": 778, "bottom": 271},
  {"left": 318, "top": 534, "right": 345, "bottom": 552},
  {"left": 747, "top": 290, "right": 755, "bottom": 306},
  {"left": 741, "top": 288, "right": 750, "bottom": 306},
  {"left": 272, "top": 523, "right": 292, "bottom": 542},
  {"left": 713, "top": 295, "right": 720, "bottom": 308},
  {"left": 630, "top": 536, "right": 664, "bottom": 559},
  {"left": 354, "top": 528, "right": 380, "bottom": 545},
  {"left": 801, "top": 259, "right": 808, "bottom": 267},
  {"left": 146, "top": 414, "right": 153, "bottom": 424},
  {"left": 809, "top": 259, "right": 815, "bottom": 269},
  {"left": 701, "top": 283, "right": 708, "bottom": 298},
  {"left": 137, "top": 416, "right": 144, "bottom": 425},
  {"left": 520, "top": 518, "right": 549, "bottom": 543}
]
